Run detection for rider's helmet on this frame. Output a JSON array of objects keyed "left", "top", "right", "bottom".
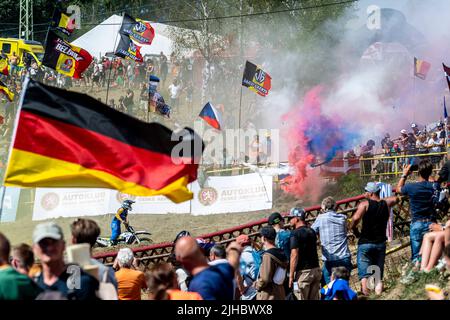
[
  {"left": 173, "top": 230, "right": 191, "bottom": 244},
  {"left": 122, "top": 199, "right": 135, "bottom": 211}
]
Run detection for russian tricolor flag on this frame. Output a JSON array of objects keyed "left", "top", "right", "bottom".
[{"left": 199, "top": 102, "right": 222, "bottom": 130}]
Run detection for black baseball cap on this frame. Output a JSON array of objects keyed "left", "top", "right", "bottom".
[
  {"left": 268, "top": 212, "right": 283, "bottom": 225},
  {"left": 260, "top": 226, "right": 276, "bottom": 241}
]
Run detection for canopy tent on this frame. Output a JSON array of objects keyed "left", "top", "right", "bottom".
[{"left": 72, "top": 14, "right": 176, "bottom": 59}]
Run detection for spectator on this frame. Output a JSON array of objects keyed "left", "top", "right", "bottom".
[
  {"left": 236, "top": 234, "right": 258, "bottom": 300},
  {"left": 10, "top": 243, "right": 34, "bottom": 276},
  {"left": 159, "top": 52, "right": 168, "bottom": 87},
  {"left": 147, "top": 263, "right": 202, "bottom": 300},
  {"left": 311, "top": 196, "right": 352, "bottom": 286},
  {"left": 255, "top": 226, "right": 288, "bottom": 300},
  {"left": 268, "top": 212, "right": 291, "bottom": 261},
  {"left": 70, "top": 218, "right": 118, "bottom": 290},
  {"left": 32, "top": 222, "right": 99, "bottom": 300},
  {"left": 208, "top": 244, "right": 228, "bottom": 266},
  {"left": 397, "top": 160, "right": 436, "bottom": 263},
  {"left": 124, "top": 89, "right": 135, "bottom": 114},
  {"left": 437, "top": 148, "right": 450, "bottom": 184},
  {"left": 114, "top": 248, "right": 147, "bottom": 300},
  {"left": 419, "top": 220, "right": 450, "bottom": 272},
  {"left": 426, "top": 244, "right": 450, "bottom": 300},
  {"left": 174, "top": 236, "right": 241, "bottom": 300},
  {"left": 320, "top": 266, "right": 357, "bottom": 300},
  {"left": 0, "top": 233, "right": 42, "bottom": 300},
  {"left": 416, "top": 132, "right": 429, "bottom": 155},
  {"left": 350, "top": 182, "right": 398, "bottom": 295},
  {"left": 428, "top": 132, "right": 444, "bottom": 165},
  {"left": 360, "top": 140, "right": 375, "bottom": 175},
  {"left": 168, "top": 79, "right": 181, "bottom": 109},
  {"left": 167, "top": 252, "right": 190, "bottom": 292},
  {"left": 288, "top": 207, "right": 321, "bottom": 300}
]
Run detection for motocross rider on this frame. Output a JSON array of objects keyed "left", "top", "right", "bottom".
[{"left": 111, "top": 199, "right": 135, "bottom": 245}]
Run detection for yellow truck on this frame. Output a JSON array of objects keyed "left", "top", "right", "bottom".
[{"left": 0, "top": 38, "right": 44, "bottom": 67}]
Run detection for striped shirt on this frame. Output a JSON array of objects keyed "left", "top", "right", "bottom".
[{"left": 311, "top": 211, "right": 351, "bottom": 262}]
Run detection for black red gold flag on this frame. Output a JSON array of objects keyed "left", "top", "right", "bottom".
[
  {"left": 3, "top": 79, "right": 204, "bottom": 203},
  {"left": 51, "top": 8, "right": 76, "bottom": 36}
]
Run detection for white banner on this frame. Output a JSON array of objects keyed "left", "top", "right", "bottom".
[
  {"left": 107, "top": 190, "right": 190, "bottom": 214},
  {"left": 32, "top": 188, "right": 112, "bottom": 221},
  {"left": 191, "top": 173, "right": 273, "bottom": 215},
  {"left": 32, "top": 173, "right": 273, "bottom": 219}
]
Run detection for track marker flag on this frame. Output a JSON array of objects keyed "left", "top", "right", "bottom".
[
  {"left": 242, "top": 61, "right": 272, "bottom": 97},
  {"left": 120, "top": 13, "right": 155, "bottom": 45},
  {"left": 0, "top": 80, "right": 14, "bottom": 102},
  {"left": 414, "top": 57, "right": 431, "bottom": 80},
  {"left": 444, "top": 63, "right": 450, "bottom": 92},
  {"left": 42, "top": 30, "right": 92, "bottom": 79},
  {"left": 51, "top": 8, "right": 76, "bottom": 37},
  {"left": 199, "top": 102, "right": 222, "bottom": 130},
  {"left": 3, "top": 79, "right": 204, "bottom": 203}
]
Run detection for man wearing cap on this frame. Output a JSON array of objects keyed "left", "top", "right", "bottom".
[
  {"left": 268, "top": 212, "right": 291, "bottom": 260},
  {"left": 288, "top": 207, "right": 321, "bottom": 300},
  {"left": 350, "top": 182, "right": 398, "bottom": 296},
  {"left": 311, "top": 197, "right": 352, "bottom": 286},
  {"left": 32, "top": 222, "right": 99, "bottom": 300}
]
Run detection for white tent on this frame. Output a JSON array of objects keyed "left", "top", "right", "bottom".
[{"left": 72, "top": 14, "right": 176, "bottom": 59}]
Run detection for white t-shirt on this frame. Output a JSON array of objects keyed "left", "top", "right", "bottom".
[
  {"left": 428, "top": 138, "right": 441, "bottom": 153},
  {"left": 168, "top": 84, "right": 181, "bottom": 99}
]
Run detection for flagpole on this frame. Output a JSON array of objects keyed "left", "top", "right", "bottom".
[
  {"left": 105, "top": 13, "right": 123, "bottom": 105},
  {"left": 238, "top": 86, "right": 243, "bottom": 163},
  {"left": 0, "top": 186, "right": 6, "bottom": 221}
]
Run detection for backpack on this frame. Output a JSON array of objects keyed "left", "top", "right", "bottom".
[{"left": 250, "top": 249, "right": 263, "bottom": 281}]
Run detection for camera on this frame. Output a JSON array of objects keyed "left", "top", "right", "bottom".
[{"left": 410, "top": 157, "right": 420, "bottom": 171}]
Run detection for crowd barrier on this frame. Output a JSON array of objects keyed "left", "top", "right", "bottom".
[
  {"left": 93, "top": 193, "right": 432, "bottom": 271},
  {"left": 360, "top": 151, "right": 447, "bottom": 177}
]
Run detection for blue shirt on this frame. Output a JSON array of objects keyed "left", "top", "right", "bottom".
[
  {"left": 189, "top": 263, "right": 235, "bottom": 300},
  {"left": 401, "top": 181, "right": 435, "bottom": 222},
  {"left": 311, "top": 211, "right": 351, "bottom": 261}
]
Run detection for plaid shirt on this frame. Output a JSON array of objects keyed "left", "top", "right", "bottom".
[{"left": 311, "top": 210, "right": 351, "bottom": 262}]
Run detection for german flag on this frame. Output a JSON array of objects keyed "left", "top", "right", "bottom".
[
  {"left": 0, "top": 80, "right": 14, "bottom": 102},
  {"left": 120, "top": 13, "right": 155, "bottom": 45},
  {"left": 242, "top": 61, "right": 272, "bottom": 97},
  {"left": 3, "top": 79, "right": 204, "bottom": 203},
  {"left": 414, "top": 57, "right": 431, "bottom": 80},
  {"left": 42, "top": 30, "right": 92, "bottom": 79},
  {"left": 0, "top": 55, "right": 9, "bottom": 75},
  {"left": 51, "top": 8, "right": 76, "bottom": 36},
  {"left": 114, "top": 33, "right": 143, "bottom": 62}
]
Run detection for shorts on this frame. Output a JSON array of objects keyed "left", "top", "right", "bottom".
[{"left": 357, "top": 242, "right": 386, "bottom": 280}]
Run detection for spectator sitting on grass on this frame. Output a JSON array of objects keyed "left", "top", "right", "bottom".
[
  {"left": 419, "top": 220, "right": 450, "bottom": 272},
  {"left": 320, "top": 266, "right": 357, "bottom": 300}
]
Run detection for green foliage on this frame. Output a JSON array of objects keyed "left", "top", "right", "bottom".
[{"left": 325, "top": 173, "right": 367, "bottom": 199}]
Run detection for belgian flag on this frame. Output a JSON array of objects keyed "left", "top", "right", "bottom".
[
  {"left": 42, "top": 30, "right": 92, "bottom": 79},
  {"left": 114, "top": 33, "right": 143, "bottom": 62},
  {"left": 0, "top": 55, "right": 9, "bottom": 75},
  {"left": 414, "top": 57, "right": 431, "bottom": 80},
  {"left": 51, "top": 8, "right": 76, "bottom": 36},
  {"left": 0, "top": 80, "right": 14, "bottom": 102},
  {"left": 242, "top": 61, "right": 272, "bottom": 97},
  {"left": 3, "top": 79, "right": 204, "bottom": 203}
]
